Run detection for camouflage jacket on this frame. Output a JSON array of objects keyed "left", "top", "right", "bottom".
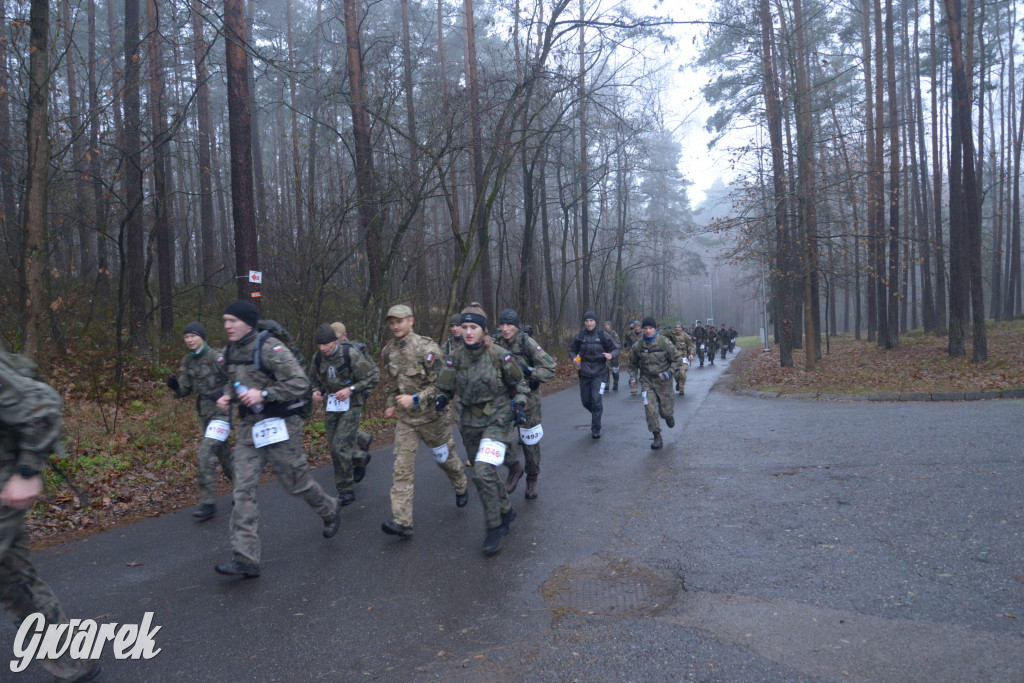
[
  {"left": 308, "top": 341, "right": 379, "bottom": 408},
  {"left": 436, "top": 342, "right": 529, "bottom": 428},
  {"left": 172, "top": 344, "right": 230, "bottom": 420},
  {"left": 381, "top": 331, "right": 445, "bottom": 426},
  {"left": 668, "top": 331, "right": 694, "bottom": 357},
  {"left": 628, "top": 332, "right": 683, "bottom": 379},
  {"left": 499, "top": 331, "right": 557, "bottom": 392},
  {"left": 0, "top": 351, "right": 62, "bottom": 476},
  {"left": 223, "top": 330, "right": 311, "bottom": 422}
]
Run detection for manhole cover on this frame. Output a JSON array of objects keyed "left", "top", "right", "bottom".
[{"left": 542, "top": 556, "right": 680, "bottom": 617}]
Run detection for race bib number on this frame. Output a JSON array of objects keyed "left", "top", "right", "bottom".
[
  {"left": 326, "top": 394, "right": 350, "bottom": 412},
  {"left": 204, "top": 419, "right": 230, "bottom": 442},
  {"left": 642, "top": 390, "right": 649, "bottom": 406},
  {"left": 475, "top": 438, "right": 506, "bottom": 466},
  {"left": 520, "top": 424, "right": 543, "bottom": 445},
  {"left": 700, "top": 344, "right": 705, "bottom": 350},
  {"left": 252, "top": 417, "right": 289, "bottom": 448},
  {"left": 599, "top": 382, "right": 606, "bottom": 395},
  {"left": 683, "top": 358, "right": 690, "bottom": 366},
  {"left": 431, "top": 443, "right": 449, "bottom": 464}
]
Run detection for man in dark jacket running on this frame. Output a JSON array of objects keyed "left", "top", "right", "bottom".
[{"left": 568, "top": 311, "right": 619, "bottom": 439}]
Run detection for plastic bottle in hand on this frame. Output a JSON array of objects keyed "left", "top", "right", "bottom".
[{"left": 235, "top": 381, "right": 263, "bottom": 413}]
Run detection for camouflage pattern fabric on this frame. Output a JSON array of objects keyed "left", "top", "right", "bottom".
[
  {"left": 223, "top": 332, "right": 338, "bottom": 566},
  {"left": 628, "top": 333, "right": 683, "bottom": 433},
  {"left": 382, "top": 331, "right": 468, "bottom": 527},
  {"left": 500, "top": 331, "right": 557, "bottom": 477},
  {"left": 0, "top": 352, "right": 94, "bottom": 680},
  {"left": 324, "top": 409, "right": 362, "bottom": 495}
]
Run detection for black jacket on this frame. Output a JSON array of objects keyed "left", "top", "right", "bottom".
[{"left": 569, "top": 328, "right": 620, "bottom": 378}]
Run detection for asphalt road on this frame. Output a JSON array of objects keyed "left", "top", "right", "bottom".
[{"left": 4, "top": 349, "right": 1022, "bottom": 682}]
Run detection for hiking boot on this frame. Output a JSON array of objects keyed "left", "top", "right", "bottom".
[
  {"left": 381, "top": 519, "right": 414, "bottom": 538},
  {"left": 192, "top": 503, "right": 216, "bottom": 522},
  {"left": 338, "top": 490, "right": 355, "bottom": 506},
  {"left": 665, "top": 416, "right": 675, "bottom": 429},
  {"left": 455, "top": 490, "right": 469, "bottom": 508},
  {"left": 630, "top": 385, "right": 638, "bottom": 395},
  {"left": 504, "top": 461, "right": 524, "bottom": 494},
  {"left": 353, "top": 453, "right": 372, "bottom": 483},
  {"left": 612, "top": 382, "right": 619, "bottom": 391},
  {"left": 592, "top": 428, "right": 601, "bottom": 439},
  {"left": 483, "top": 526, "right": 505, "bottom": 556},
  {"left": 323, "top": 499, "right": 343, "bottom": 538},
  {"left": 500, "top": 508, "right": 517, "bottom": 534},
  {"left": 525, "top": 476, "right": 538, "bottom": 500},
  {"left": 651, "top": 432, "right": 663, "bottom": 450},
  {"left": 215, "top": 560, "right": 260, "bottom": 577}
]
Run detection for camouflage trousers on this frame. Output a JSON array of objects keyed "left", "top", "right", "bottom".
[
  {"left": 460, "top": 424, "right": 512, "bottom": 530},
  {"left": 0, "top": 500, "right": 94, "bottom": 680},
  {"left": 640, "top": 376, "right": 675, "bottom": 433},
  {"left": 197, "top": 415, "right": 234, "bottom": 505},
  {"left": 674, "top": 362, "right": 689, "bottom": 393},
  {"left": 230, "top": 415, "right": 338, "bottom": 566},
  {"left": 325, "top": 408, "right": 363, "bottom": 495},
  {"left": 513, "top": 396, "right": 544, "bottom": 478},
  {"left": 390, "top": 418, "right": 467, "bottom": 528}
]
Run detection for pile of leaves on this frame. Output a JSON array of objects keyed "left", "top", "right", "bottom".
[
  {"left": 732, "top": 318, "right": 1024, "bottom": 396},
  {"left": 28, "top": 339, "right": 582, "bottom": 548}
]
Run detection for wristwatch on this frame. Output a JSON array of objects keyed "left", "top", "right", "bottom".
[{"left": 260, "top": 390, "right": 269, "bottom": 399}]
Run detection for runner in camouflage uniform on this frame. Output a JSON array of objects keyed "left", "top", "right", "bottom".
[
  {"left": 0, "top": 350, "right": 102, "bottom": 682},
  {"left": 628, "top": 317, "right": 683, "bottom": 450},
  {"left": 498, "top": 309, "right": 557, "bottom": 500},
  {"left": 309, "top": 323, "right": 379, "bottom": 505},
  {"left": 436, "top": 303, "right": 529, "bottom": 556},
  {"left": 670, "top": 322, "right": 695, "bottom": 395},
  {"left": 214, "top": 301, "right": 341, "bottom": 578},
  {"left": 602, "top": 321, "right": 622, "bottom": 392},
  {"left": 379, "top": 305, "right": 468, "bottom": 539},
  {"left": 166, "top": 321, "right": 234, "bottom": 522}
]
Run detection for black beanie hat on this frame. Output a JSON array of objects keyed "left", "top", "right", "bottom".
[
  {"left": 314, "top": 324, "right": 337, "bottom": 345},
  {"left": 642, "top": 316, "right": 657, "bottom": 328},
  {"left": 224, "top": 300, "right": 259, "bottom": 328},
  {"left": 183, "top": 321, "right": 206, "bottom": 340},
  {"left": 583, "top": 311, "right": 597, "bottom": 322},
  {"left": 498, "top": 308, "right": 521, "bottom": 328},
  {"left": 449, "top": 314, "right": 462, "bottom": 327}
]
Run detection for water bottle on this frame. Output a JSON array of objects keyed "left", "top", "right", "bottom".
[{"left": 235, "top": 381, "right": 263, "bottom": 413}]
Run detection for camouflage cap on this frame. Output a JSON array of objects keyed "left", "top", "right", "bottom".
[
  {"left": 386, "top": 304, "right": 414, "bottom": 319},
  {"left": 330, "top": 322, "right": 346, "bottom": 337}
]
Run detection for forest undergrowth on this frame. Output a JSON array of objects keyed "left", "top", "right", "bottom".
[{"left": 733, "top": 318, "right": 1024, "bottom": 395}]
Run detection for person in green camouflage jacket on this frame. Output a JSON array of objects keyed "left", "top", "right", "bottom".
[
  {"left": 309, "top": 323, "right": 379, "bottom": 505},
  {"left": 436, "top": 303, "right": 529, "bottom": 556},
  {"left": 328, "top": 322, "right": 375, "bottom": 479},
  {"left": 379, "top": 305, "right": 468, "bottom": 539},
  {"left": 602, "top": 321, "right": 622, "bottom": 392},
  {"left": 0, "top": 350, "right": 102, "bottom": 682},
  {"left": 628, "top": 316, "right": 683, "bottom": 450},
  {"left": 498, "top": 308, "right": 557, "bottom": 500},
  {"left": 670, "top": 322, "right": 695, "bottom": 396},
  {"left": 213, "top": 301, "right": 341, "bottom": 578},
  {"left": 166, "top": 321, "right": 234, "bottom": 522}
]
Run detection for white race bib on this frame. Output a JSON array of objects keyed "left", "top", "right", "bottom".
[
  {"left": 683, "top": 358, "right": 690, "bottom": 366},
  {"left": 252, "top": 417, "right": 289, "bottom": 448},
  {"left": 642, "top": 390, "right": 649, "bottom": 406},
  {"left": 204, "top": 419, "right": 231, "bottom": 442},
  {"left": 520, "top": 424, "right": 543, "bottom": 445},
  {"left": 700, "top": 344, "right": 705, "bottom": 350},
  {"left": 475, "top": 438, "right": 506, "bottom": 466},
  {"left": 326, "top": 394, "right": 350, "bottom": 412},
  {"left": 431, "top": 443, "right": 449, "bottom": 464},
  {"left": 599, "top": 382, "right": 606, "bottom": 395}
]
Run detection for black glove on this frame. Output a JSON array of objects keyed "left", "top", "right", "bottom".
[
  {"left": 659, "top": 371, "right": 672, "bottom": 382},
  {"left": 434, "top": 394, "right": 450, "bottom": 412},
  {"left": 512, "top": 401, "right": 527, "bottom": 425},
  {"left": 166, "top": 376, "right": 180, "bottom": 392},
  {"left": 520, "top": 363, "right": 534, "bottom": 377}
]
